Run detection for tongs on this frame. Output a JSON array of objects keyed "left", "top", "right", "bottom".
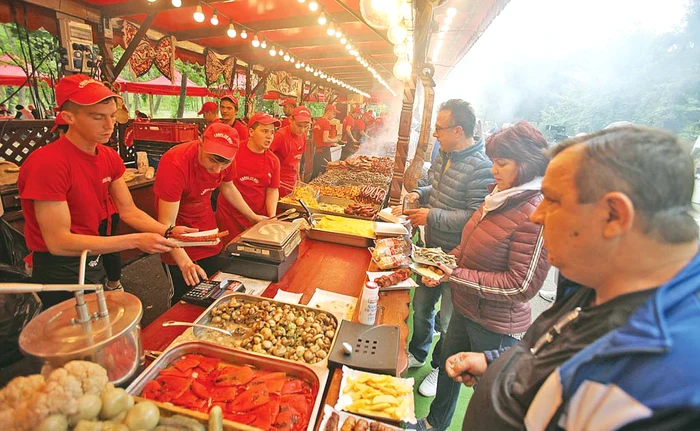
[
  {"left": 298, "top": 199, "right": 316, "bottom": 227},
  {"left": 270, "top": 208, "right": 298, "bottom": 222}
]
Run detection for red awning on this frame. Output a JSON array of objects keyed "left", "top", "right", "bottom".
[
  {"left": 0, "top": 55, "right": 50, "bottom": 87},
  {"left": 115, "top": 71, "right": 210, "bottom": 96}
]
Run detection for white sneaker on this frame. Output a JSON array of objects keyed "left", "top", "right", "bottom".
[
  {"left": 419, "top": 367, "right": 439, "bottom": 397},
  {"left": 539, "top": 289, "right": 556, "bottom": 302},
  {"left": 408, "top": 352, "right": 426, "bottom": 369}
]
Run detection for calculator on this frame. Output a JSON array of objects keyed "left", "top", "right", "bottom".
[{"left": 181, "top": 279, "right": 245, "bottom": 307}]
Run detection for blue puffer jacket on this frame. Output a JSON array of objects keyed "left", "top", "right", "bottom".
[
  {"left": 524, "top": 249, "right": 700, "bottom": 430},
  {"left": 414, "top": 142, "right": 493, "bottom": 251}
]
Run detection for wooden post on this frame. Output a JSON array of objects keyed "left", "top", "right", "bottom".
[
  {"left": 177, "top": 71, "right": 187, "bottom": 118},
  {"left": 94, "top": 15, "right": 116, "bottom": 82},
  {"left": 112, "top": 12, "right": 158, "bottom": 80},
  {"left": 244, "top": 65, "right": 252, "bottom": 118},
  {"left": 403, "top": 65, "right": 436, "bottom": 193},
  {"left": 389, "top": 72, "right": 418, "bottom": 206}
]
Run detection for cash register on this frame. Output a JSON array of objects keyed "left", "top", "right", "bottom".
[{"left": 219, "top": 219, "right": 301, "bottom": 281}]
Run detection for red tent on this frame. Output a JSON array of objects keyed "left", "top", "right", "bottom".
[
  {"left": 116, "top": 71, "right": 210, "bottom": 97},
  {"left": 0, "top": 55, "right": 49, "bottom": 86}
]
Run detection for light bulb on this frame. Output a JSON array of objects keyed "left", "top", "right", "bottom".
[
  {"left": 393, "top": 42, "right": 407, "bottom": 56},
  {"left": 269, "top": 48, "right": 277, "bottom": 57},
  {"left": 318, "top": 12, "right": 327, "bottom": 25},
  {"left": 227, "top": 23, "right": 237, "bottom": 38},
  {"left": 345, "top": 43, "right": 352, "bottom": 50},
  {"left": 295, "top": 63, "right": 302, "bottom": 69},
  {"left": 210, "top": 10, "right": 219, "bottom": 25},
  {"left": 171, "top": 0, "right": 182, "bottom": 7},
  {"left": 309, "top": 1, "right": 319, "bottom": 12},
  {"left": 148, "top": 0, "right": 156, "bottom": 3},
  {"left": 326, "top": 76, "right": 331, "bottom": 81},
  {"left": 340, "top": 36, "right": 347, "bottom": 44},
  {"left": 313, "top": 71, "right": 319, "bottom": 76},
  {"left": 283, "top": 53, "right": 290, "bottom": 61},
  {"left": 240, "top": 29, "right": 248, "bottom": 39},
  {"left": 387, "top": 22, "right": 407, "bottom": 44},
  {"left": 289, "top": 56, "right": 295, "bottom": 63},
  {"left": 393, "top": 58, "right": 411, "bottom": 80},
  {"left": 327, "top": 22, "right": 335, "bottom": 36},
  {"left": 298, "top": 0, "right": 305, "bottom": 2},
  {"left": 444, "top": 16, "right": 453, "bottom": 25},
  {"left": 440, "top": 24, "right": 449, "bottom": 32},
  {"left": 301, "top": 62, "right": 306, "bottom": 67},
  {"left": 261, "top": 39, "right": 267, "bottom": 49},
  {"left": 193, "top": 5, "right": 205, "bottom": 22},
  {"left": 335, "top": 28, "right": 342, "bottom": 37},
  {"left": 252, "top": 35, "right": 260, "bottom": 47},
  {"left": 446, "top": 7, "right": 457, "bottom": 17},
  {"left": 438, "top": 31, "right": 445, "bottom": 39}
]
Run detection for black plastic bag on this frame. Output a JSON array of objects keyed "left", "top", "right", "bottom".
[{"left": 0, "top": 219, "right": 41, "bottom": 367}]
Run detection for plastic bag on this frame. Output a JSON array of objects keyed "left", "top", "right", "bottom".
[{"left": 0, "top": 219, "right": 41, "bottom": 367}]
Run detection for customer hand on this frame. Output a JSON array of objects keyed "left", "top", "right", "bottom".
[
  {"left": 422, "top": 276, "right": 442, "bottom": 287},
  {"left": 445, "top": 352, "right": 488, "bottom": 387},
  {"left": 436, "top": 263, "right": 454, "bottom": 279},
  {"left": 406, "top": 192, "right": 420, "bottom": 204},
  {"left": 178, "top": 260, "right": 208, "bottom": 286},
  {"left": 405, "top": 208, "right": 429, "bottom": 227}
]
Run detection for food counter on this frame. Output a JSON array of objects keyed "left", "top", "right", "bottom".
[{"left": 139, "top": 234, "right": 411, "bottom": 430}]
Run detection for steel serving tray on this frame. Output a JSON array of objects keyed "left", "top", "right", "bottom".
[
  {"left": 191, "top": 294, "right": 340, "bottom": 369},
  {"left": 127, "top": 341, "right": 328, "bottom": 431},
  {"left": 306, "top": 214, "right": 375, "bottom": 248},
  {"left": 278, "top": 196, "right": 380, "bottom": 221}
]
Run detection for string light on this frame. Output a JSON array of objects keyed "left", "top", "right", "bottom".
[
  {"left": 318, "top": 12, "right": 327, "bottom": 25},
  {"left": 269, "top": 47, "right": 277, "bottom": 56},
  {"left": 240, "top": 29, "right": 248, "bottom": 39},
  {"left": 308, "top": 1, "right": 319, "bottom": 12},
  {"left": 171, "top": 0, "right": 182, "bottom": 7},
  {"left": 193, "top": 4, "right": 205, "bottom": 22},
  {"left": 340, "top": 36, "right": 347, "bottom": 45},
  {"left": 252, "top": 34, "right": 260, "bottom": 47},
  {"left": 210, "top": 9, "right": 219, "bottom": 25},
  {"left": 326, "top": 22, "right": 336, "bottom": 36},
  {"left": 261, "top": 38, "right": 267, "bottom": 49},
  {"left": 227, "top": 22, "right": 237, "bottom": 38}
]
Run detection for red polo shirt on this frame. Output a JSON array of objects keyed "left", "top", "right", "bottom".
[
  {"left": 18, "top": 136, "right": 126, "bottom": 253},
  {"left": 342, "top": 115, "right": 355, "bottom": 142},
  {"left": 281, "top": 117, "right": 290, "bottom": 128},
  {"left": 154, "top": 141, "right": 235, "bottom": 264},
  {"left": 225, "top": 119, "right": 248, "bottom": 147},
  {"left": 313, "top": 117, "right": 332, "bottom": 152},
  {"left": 271, "top": 126, "right": 306, "bottom": 197},
  {"left": 216, "top": 142, "right": 280, "bottom": 245}
]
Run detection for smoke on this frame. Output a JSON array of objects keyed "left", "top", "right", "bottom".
[{"left": 353, "top": 79, "right": 406, "bottom": 158}]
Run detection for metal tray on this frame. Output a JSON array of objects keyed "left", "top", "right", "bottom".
[
  {"left": 192, "top": 294, "right": 340, "bottom": 369},
  {"left": 306, "top": 214, "right": 376, "bottom": 248},
  {"left": 278, "top": 196, "right": 380, "bottom": 221},
  {"left": 127, "top": 341, "right": 328, "bottom": 431}
]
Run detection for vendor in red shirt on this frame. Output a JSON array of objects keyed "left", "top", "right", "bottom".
[
  {"left": 312, "top": 104, "right": 340, "bottom": 179},
  {"left": 18, "top": 74, "right": 185, "bottom": 309},
  {"left": 198, "top": 101, "right": 219, "bottom": 126},
  {"left": 270, "top": 106, "right": 312, "bottom": 197},
  {"left": 353, "top": 114, "right": 370, "bottom": 143},
  {"left": 279, "top": 97, "right": 297, "bottom": 129},
  {"left": 216, "top": 112, "right": 281, "bottom": 245},
  {"left": 155, "top": 123, "right": 249, "bottom": 304},
  {"left": 219, "top": 94, "right": 248, "bottom": 144},
  {"left": 341, "top": 107, "right": 362, "bottom": 160}
]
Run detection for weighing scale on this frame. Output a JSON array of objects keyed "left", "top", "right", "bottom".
[{"left": 328, "top": 321, "right": 400, "bottom": 376}]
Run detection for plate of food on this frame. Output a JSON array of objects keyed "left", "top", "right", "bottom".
[
  {"left": 335, "top": 366, "right": 415, "bottom": 424},
  {"left": 170, "top": 228, "right": 228, "bottom": 247},
  {"left": 308, "top": 288, "right": 357, "bottom": 321},
  {"left": 410, "top": 262, "right": 446, "bottom": 282},
  {"left": 366, "top": 269, "right": 417, "bottom": 291},
  {"left": 412, "top": 246, "right": 457, "bottom": 268},
  {"left": 320, "top": 404, "right": 402, "bottom": 431}
]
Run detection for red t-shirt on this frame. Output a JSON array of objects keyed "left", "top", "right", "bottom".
[
  {"left": 270, "top": 126, "right": 306, "bottom": 197},
  {"left": 216, "top": 143, "right": 280, "bottom": 244},
  {"left": 232, "top": 119, "right": 249, "bottom": 146},
  {"left": 313, "top": 117, "right": 331, "bottom": 149},
  {"left": 154, "top": 141, "right": 235, "bottom": 263},
  {"left": 355, "top": 118, "right": 366, "bottom": 132},
  {"left": 18, "top": 136, "right": 126, "bottom": 253},
  {"left": 342, "top": 115, "right": 355, "bottom": 142},
  {"left": 281, "top": 117, "right": 290, "bottom": 129}
]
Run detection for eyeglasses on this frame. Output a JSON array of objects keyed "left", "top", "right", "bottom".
[{"left": 435, "top": 124, "right": 459, "bottom": 133}]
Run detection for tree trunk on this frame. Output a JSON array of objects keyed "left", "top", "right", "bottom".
[
  {"left": 148, "top": 94, "right": 154, "bottom": 117},
  {"left": 176, "top": 71, "right": 187, "bottom": 118},
  {"left": 153, "top": 95, "right": 163, "bottom": 115}
]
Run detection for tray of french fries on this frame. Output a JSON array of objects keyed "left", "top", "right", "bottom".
[
  {"left": 335, "top": 366, "right": 416, "bottom": 424},
  {"left": 320, "top": 404, "right": 403, "bottom": 431}
]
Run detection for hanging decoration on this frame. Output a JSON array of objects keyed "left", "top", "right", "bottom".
[
  {"left": 122, "top": 21, "right": 176, "bottom": 81},
  {"left": 265, "top": 71, "right": 302, "bottom": 98},
  {"left": 204, "top": 48, "right": 237, "bottom": 89}
]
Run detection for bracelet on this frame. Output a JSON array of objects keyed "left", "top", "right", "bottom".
[{"left": 164, "top": 225, "right": 175, "bottom": 238}]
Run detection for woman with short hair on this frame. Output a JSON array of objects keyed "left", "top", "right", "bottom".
[{"left": 416, "top": 121, "right": 552, "bottom": 431}]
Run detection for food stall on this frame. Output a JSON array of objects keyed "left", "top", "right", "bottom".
[{"left": 0, "top": 0, "right": 510, "bottom": 429}]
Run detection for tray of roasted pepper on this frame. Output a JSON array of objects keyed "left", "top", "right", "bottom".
[{"left": 127, "top": 341, "right": 328, "bottom": 431}]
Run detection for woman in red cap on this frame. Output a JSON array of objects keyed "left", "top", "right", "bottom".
[
  {"left": 17, "top": 74, "right": 190, "bottom": 309},
  {"left": 271, "top": 106, "right": 312, "bottom": 197},
  {"left": 216, "top": 112, "right": 281, "bottom": 245},
  {"left": 155, "top": 122, "right": 251, "bottom": 304},
  {"left": 219, "top": 94, "right": 248, "bottom": 144},
  {"left": 311, "top": 104, "right": 340, "bottom": 179}
]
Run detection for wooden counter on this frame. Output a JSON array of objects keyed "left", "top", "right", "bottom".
[{"left": 139, "top": 235, "right": 411, "bottom": 427}]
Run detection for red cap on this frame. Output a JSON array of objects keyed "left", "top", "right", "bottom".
[
  {"left": 280, "top": 98, "right": 297, "bottom": 107},
  {"left": 202, "top": 122, "right": 240, "bottom": 159},
  {"left": 55, "top": 74, "right": 121, "bottom": 108},
  {"left": 291, "top": 106, "right": 312, "bottom": 123},
  {"left": 50, "top": 112, "right": 68, "bottom": 133},
  {"left": 248, "top": 112, "right": 281, "bottom": 128},
  {"left": 198, "top": 101, "right": 218, "bottom": 115},
  {"left": 220, "top": 94, "right": 239, "bottom": 107},
  {"left": 325, "top": 104, "right": 338, "bottom": 113},
  {"left": 352, "top": 107, "right": 362, "bottom": 114}
]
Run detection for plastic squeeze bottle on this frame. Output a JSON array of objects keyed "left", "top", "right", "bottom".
[{"left": 358, "top": 281, "right": 379, "bottom": 325}]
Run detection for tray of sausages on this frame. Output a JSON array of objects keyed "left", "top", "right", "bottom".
[{"left": 320, "top": 405, "right": 402, "bottom": 431}]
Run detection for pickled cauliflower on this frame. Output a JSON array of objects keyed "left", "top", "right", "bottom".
[{"left": 0, "top": 361, "right": 111, "bottom": 431}]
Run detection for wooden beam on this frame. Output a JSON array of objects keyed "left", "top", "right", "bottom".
[
  {"left": 104, "top": 0, "right": 198, "bottom": 18},
  {"left": 174, "top": 11, "right": 358, "bottom": 41},
  {"left": 251, "top": 68, "right": 273, "bottom": 95},
  {"left": 23, "top": 0, "right": 101, "bottom": 23},
  {"left": 112, "top": 12, "right": 158, "bottom": 80},
  {"left": 94, "top": 15, "right": 115, "bottom": 82}
]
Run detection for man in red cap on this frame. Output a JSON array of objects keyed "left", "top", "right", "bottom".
[
  {"left": 198, "top": 101, "right": 219, "bottom": 125},
  {"left": 219, "top": 94, "right": 248, "bottom": 144},
  {"left": 312, "top": 104, "right": 340, "bottom": 179},
  {"left": 340, "top": 107, "right": 362, "bottom": 160},
  {"left": 155, "top": 122, "right": 251, "bottom": 304},
  {"left": 18, "top": 74, "right": 188, "bottom": 308},
  {"left": 279, "top": 97, "right": 298, "bottom": 129},
  {"left": 216, "top": 112, "right": 281, "bottom": 245},
  {"left": 271, "top": 106, "right": 312, "bottom": 197}
]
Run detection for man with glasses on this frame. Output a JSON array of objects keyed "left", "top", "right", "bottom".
[
  {"left": 271, "top": 106, "right": 312, "bottom": 197},
  {"left": 395, "top": 99, "right": 493, "bottom": 397}
]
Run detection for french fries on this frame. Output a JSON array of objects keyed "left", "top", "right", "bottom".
[{"left": 342, "top": 372, "right": 413, "bottom": 421}]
